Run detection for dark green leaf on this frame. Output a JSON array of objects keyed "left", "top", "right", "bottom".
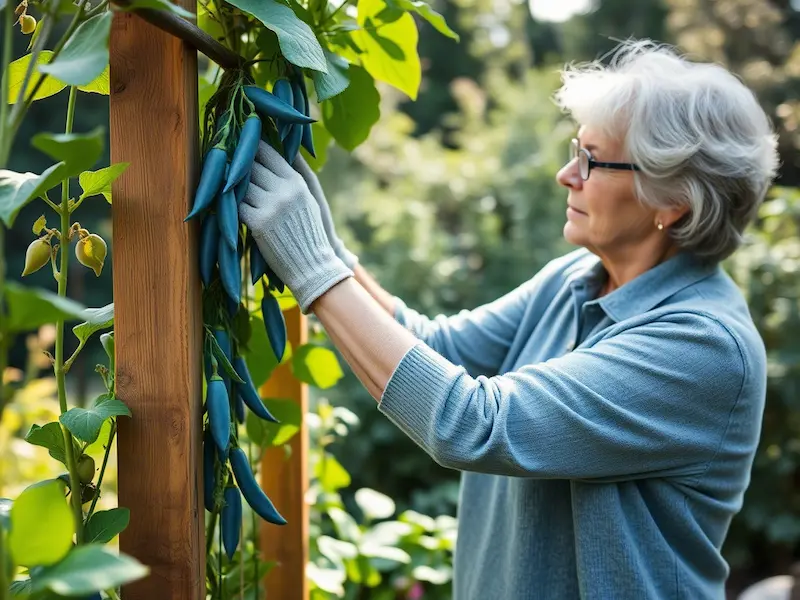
[
  {"left": 312, "top": 49, "right": 350, "bottom": 102},
  {"left": 60, "top": 393, "right": 131, "bottom": 444},
  {"left": 30, "top": 544, "right": 149, "bottom": 595},
  {"left": 31, "top": 127, "right": 105, "bottom": 179},
  {"left": 116, "top": 0, "right": 193, "bottom": 18},
  {"left": 84, "top": 508, "right": 130, "bottom": 544},
  {"left": 72, "top": 303, "right": 114, "bottom": 345},
  {"left": 24, "top": 422, "right": 80, "bottom": 466},
  {"left": 0, "top": 164, "right": 67, "bottom": 227},
  {"left": 208, "top": 330, "right": 245, "bottom": 384},
  {"left": 5, "top": 282, "right": 87, "bottom": 332},
  {"left": 39, "top": 13, "right": 113, "bottom": 86},
  {"left": 291, "top": 343, "right": 344, "bottom": 389},
  {"left": 242, "top": 315, "right": 278, "bottom": 388},
  {"left": 321, "top": 66, "right": 379, "bottom": 151},
  {"left": 245, "top": 398, "right": 301, "bottom": 447},
  {"left": 225, "top": 0, "right": 327, "bottom": 72}
]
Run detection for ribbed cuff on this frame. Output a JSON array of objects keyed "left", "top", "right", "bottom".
[
  {"left": 259, "top": 204, "right": 354, "bottom": 313},
  {"left": 377, "top": 342, "right": 465, "bottom": 446}
]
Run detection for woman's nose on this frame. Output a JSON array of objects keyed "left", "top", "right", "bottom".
[{"left": 556, "top": 158, "right": 583, "bottom": 190}]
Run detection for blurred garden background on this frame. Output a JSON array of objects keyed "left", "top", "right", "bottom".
[{"left": 2, "top": 0, "right": 800, "bottom": 597}]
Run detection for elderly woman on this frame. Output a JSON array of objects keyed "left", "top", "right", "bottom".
[{"left": 238, "top": 41, "right": 779, "bottom": 599}]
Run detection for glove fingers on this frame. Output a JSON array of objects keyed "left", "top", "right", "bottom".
[
  {"left": 255, "top": 140, "right": 294, "bottom": 179},
  {"left": 250, "top": 160, "right": 285, "bottom": 197}
]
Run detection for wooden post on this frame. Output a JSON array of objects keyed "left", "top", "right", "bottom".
[
  {"left": 260, "top": 305, "right": 309, "bottom": 600},
  {"left": 109, "top": 3, "right": 204, "bottom": 598}
]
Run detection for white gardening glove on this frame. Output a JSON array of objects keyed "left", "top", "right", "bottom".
[
  {"left": 239, "top": 141, "right": 354, "bottom": 313},
  {"left": 292, "top": 154, "right": 359, "bottom": 271}
]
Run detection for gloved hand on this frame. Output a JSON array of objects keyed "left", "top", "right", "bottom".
[
  {"left": 239, "top": 141, "right": 354, "bottom": 314},
  {"left": 292, "top": 154, "right": 359, "bottom": 271}
]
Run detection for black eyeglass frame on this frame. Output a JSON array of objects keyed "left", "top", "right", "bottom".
[{"left": 570, "top": 138, "right": 641, "bottom": 181}]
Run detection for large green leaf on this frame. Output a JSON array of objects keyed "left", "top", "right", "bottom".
[
  {"left": 245, "top": 398, "right": 302, "bottom": 447},
  {"left": 312, "top": 49, "right": 350, "bottom": 102},
  {"left": 24, "top": 422, "right": 81, "bottom": 467},
  {"left": 7, "top": 51, "right": 67, "bottom": 104},
  {"left": 355, "top": 0, "right": 421, "bottom": 99},
  {"left": 0, "top": 164, "right": 67, "bottom": 227},
  {"left": 116, "top": 0, "right": 193, "bottom": 18},
  {"left": 72, "top": 303, "right": 114, "bottom": 345},
  {"left": 78, "top": 65, "right": 110, "bottom": 95},
  {"left": 30, "top": 544, "right": 149, "bottom": 596},
  {"left": 31, "top": 127, "right": 105, "bottom": 178},
  {"left": 78, "top": 163, "right": 129, "bottom": 203},
  {"left": 291, "top": 344, "right": 344, "bottom": 389},
  {"left": 84, "top": 508, "right": 130, "bottom": 544},
  {"left": 60, "top": 393, "right": 131, "bottom": 444},
  {"left": 321, "top": 66, "right": 380, "bottom": 151},
  {"left": 384, "top": 0, "right": 459, "bottom": 40},
  {"left": 314, "top": 454, "right": 351, "bottom": 492},
  {"left": 39, "top": 13, "right": 112, "bottom": 86},
  {"left": 225, "top": 0, "right": 327, "bottom": 72},
  {"left": 6, "top": 282, "right": 87, "bottom": 332},
  {"left": 9, "top": 480, "right": 74, "bottom": 567}
]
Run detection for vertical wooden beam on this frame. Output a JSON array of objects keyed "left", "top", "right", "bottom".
[
  {"left": 260, "top": 305, "right": 309, "bottom": 600},
  {"left": 109, "top": 4, "right": 203, "bottom": 599}
]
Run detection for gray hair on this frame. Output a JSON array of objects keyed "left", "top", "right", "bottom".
[{"left": 553, "top": 40, "right": 780, "bottom": 263}]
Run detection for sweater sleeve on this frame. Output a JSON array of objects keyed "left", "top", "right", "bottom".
[{"left": 378, "top": 311, "right": 750, "bottom": 481}]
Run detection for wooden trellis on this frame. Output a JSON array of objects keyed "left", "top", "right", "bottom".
[{"left": 109, "top": 4, "right": 309, "bottom": 598}]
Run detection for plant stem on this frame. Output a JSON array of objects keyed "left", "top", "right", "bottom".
[
  {"left": 55, "top": 86, "right": 84, "bottom": 544},
  {"left": 86, "top": 420, "right": 116, "bottom": 520},
  {"left": 206, "top": 510, "right": 218, "bottom": 556},
  {"left": 106, "top": 588, "right": 121, "bottom": 600},
  {"left": 0, "top": 0, "right": 14, "bottom": 163}
]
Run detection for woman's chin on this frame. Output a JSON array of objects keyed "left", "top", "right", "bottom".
[{"left": 563, "top": 222, "right": 587, "bottom": 247}]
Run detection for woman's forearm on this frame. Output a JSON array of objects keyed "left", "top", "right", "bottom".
[
  {"left": 352, "top": 262, "right": 397, "bottom": 317},
  {"left": 309, "top": 276, "right": 419, "bottom": 403}
]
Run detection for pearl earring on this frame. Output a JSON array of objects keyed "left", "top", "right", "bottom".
[{"left": 656, "top": 222, "right": 664, "bottom": 230}]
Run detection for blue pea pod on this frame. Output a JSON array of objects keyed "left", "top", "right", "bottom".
[
  {"left": 224, "top": 115, "right": 262, "bottom": 193},
  {"left": 221, "top": 485, "right": 243, "bottom": 559},
  {"left": 262, "top": 291, "right": 287, "bottom": 363},
  {"left": 198, "top": 213, "right": 218, "bottom": 288},
  {"left": 218, "top": 233, "right": 241, "bottom": 305},
  {"left": 293, "top": 74, "right": 316, "bottom": 158},
  {"left": 207, "top": 376, "right": 231, "bottom": 457},
  {"left": 250, "top": 242, "right": 268, "bottom": 285},
  {"left": 234, "top": 170, "right": 250, "bottom": 205},
  {"left": 271, "top": 79, "right": 294, "bottom": 141},
  {"left": 217, "top": 186, "right": 239, "bottom": 250},
  {"left": 233, "top": 355, "right": 279, "bottom": 423},
  {"left": 283, "top": 124, "right": 302, "bottom": 165},
  {"left": 203, "top": 428, "right": 216, "bottom": 512},
  {"left": 230, "top": 446, "right": 286, "bottom": 525},
  {"left": 243, "top": 86, "right": 316, "bottom": 125},
  {"left": 265, "top": 263, "right": 285, "bottom": 294},
  {"left": 185, "top": 147, "right": 227, "bottom": 221}
]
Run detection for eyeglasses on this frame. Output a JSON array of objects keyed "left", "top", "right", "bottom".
[{"left": 570, "top": 138, "right": 640, "bottom": 181}]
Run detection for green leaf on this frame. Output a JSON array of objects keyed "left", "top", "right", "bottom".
[
  {"left": 306, "top": 563, "right": 346, "bottom": 596},
  {"left": 31, "top": 127, "right": 105, "bottom": 178},
  {"left": 245, "top": 398, "right": 301, "bottom": 447},
  {"left": 0, "top": 164, "right": 67, "bottom": 227},
  {"left": 312, "top": 49, "right": 350, "bottom": 102},
  {"left": 84, "top": 508, "right": 130, "bottom": 544},
  {"left": 9, "top": 480, "right": 74, "bottom": 567},
  {"left": 327, "top": 506, "right": 361, "bottom": 542},
  {"left": 7, "top": 51, "right": 67, "bottom": 104},
  {"left": 39, "top": 13, "right": 112, "bottom": 86},
  {"left": 24, "top": 422, "right": 80, "bottom": 467},
  {"left": 224, "top": 0, "right": 327, "bottom": 72},
  {"left": 321, "top": 66, "right": 380, "bottom": 151},
  {"left": 6, "top": 282, "right": 87, "bottom": 332},
  {"left": 78, "top": 163, "right": 129, "bottom": 203},
  {"left": 243, "top": 315, "right": 279, "bottom": 388},
  {"left": 291, "top": 344, "right": 344, "bottom": 389},
  {"left": 317, "top": 536, "right": 358, "bottom": 565},
  {"left": 302, "top": 122, "right": 333, "bottom": 171},
  {"left": 78, "top": 65, "right": 110, "bottom": 95},
  {"left": 117, "top": 0, "right": 194, "bottom": 18},
  {"left": 72, "top": 303, "right": 114, "bottom": 345},
  {"left": 354, "top": 488, "right": 395, "bottom": 520},
  {"left": 315, "top": 454, "right": 351, "bottom": 492},
  {"left": 387, "top": 0, "right": 459, "bottom": 40},
  {"left": 60, "top": 393, "right": 131, "bottom": 444},
  {"left": 355, "top": 0, "right": 421, "bottom": 99},
  {"left": 30, "top": 544, "right": 149, "bottom": 596},
  {"left": 208, "top": 330, "right": 245, "bottom": 384},
  {"left": 32, "top": 215, "right": 46, "bottom": 234}
]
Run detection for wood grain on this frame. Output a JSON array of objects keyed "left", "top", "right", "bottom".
[
  {"left": 109, "top": 5, "right": 204, "bottom": 598},
  {"left": 259, "top": 305, "right": 309, "bottom": 600}
]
